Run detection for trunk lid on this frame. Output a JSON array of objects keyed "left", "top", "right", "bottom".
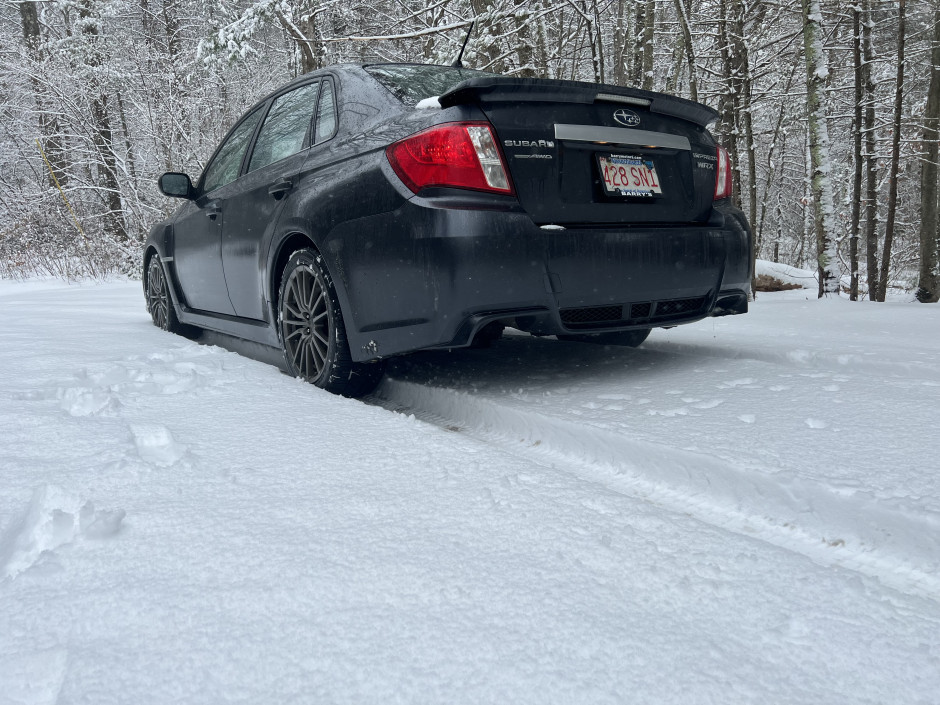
[{"left": 439, "top": 78, "right": 720, "bottom": 226}]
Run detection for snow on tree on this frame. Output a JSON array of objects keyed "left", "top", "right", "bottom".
[{"left": 799, "top": 0, "right": 841, "bottom": 297}]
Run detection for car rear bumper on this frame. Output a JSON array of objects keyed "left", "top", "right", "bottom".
[{"left": 326, "top": 195, "right": 752, "bottom": 362}]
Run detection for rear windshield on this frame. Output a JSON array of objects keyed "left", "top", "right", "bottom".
[{"left": 365, "top": 64, "right": 497, "bottom": 105}]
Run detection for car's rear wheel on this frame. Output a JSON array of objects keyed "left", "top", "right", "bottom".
[
  {"left": 146, "top": 254, "right": 197, "bottom": 337},
  {"left": 557, "top": 329, "right": 651, "bottom": 347},
  {"left": 278, "top": 249, "right": 384, "bottom": 397}
]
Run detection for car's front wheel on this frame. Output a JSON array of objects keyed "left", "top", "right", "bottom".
[
  {"left": 278, "top": 248, "right": 384, "bottom": 397},
  {"left": 146, "top": 254, "right": 197, "bottom": 337}
]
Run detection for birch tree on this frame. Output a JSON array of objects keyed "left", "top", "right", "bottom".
[{"left": 800, "top": 0, "right": 841, "bottom": 296}]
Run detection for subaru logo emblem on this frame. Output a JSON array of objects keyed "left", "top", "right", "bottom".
[{"left": 613, "top": 108, "right": 640, "bottom": 127}]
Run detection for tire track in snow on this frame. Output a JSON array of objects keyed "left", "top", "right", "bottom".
[
  {"left": 371, "top": 378, "right": 940, "bottom": 603},
  {"left": 642, "top": 338, "right": 940, "bottom": 377}
]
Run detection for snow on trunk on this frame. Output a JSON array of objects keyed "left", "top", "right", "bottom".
[{"left": 800, "top": 0, "right": 842, "bottom": 297}]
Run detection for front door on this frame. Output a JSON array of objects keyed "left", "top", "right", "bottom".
[{"left": 173, "top": 106, "right": 264, "bottom": 315}]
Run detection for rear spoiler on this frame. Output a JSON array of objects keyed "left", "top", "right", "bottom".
[{"left": 439, "top": 77, "right": 718, "bottom": 128}]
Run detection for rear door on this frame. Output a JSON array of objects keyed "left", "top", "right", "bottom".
[{"left": 221, "top": 80, "right": 324, "bottom": 320}]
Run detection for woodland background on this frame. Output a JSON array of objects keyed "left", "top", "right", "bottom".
[{"left": 1, "top": 0, "right": 938, "bottom": 302}]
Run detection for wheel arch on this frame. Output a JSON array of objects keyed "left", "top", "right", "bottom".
[
  {"left": 142, "top": 244, "right": 183, "bottom": 308},
  {"left": 269, "top": 227, "right": 367, "bottom": 358},
  {"left": 142, "top": 245, "right": 158, "bottom": 280},
  {"left": 269, "top": 232, "right": 319, "bottom": 323}
]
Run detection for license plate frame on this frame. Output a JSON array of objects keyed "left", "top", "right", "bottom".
[{"left": 597, "top": 154, "right": 663, "bottom": 198}]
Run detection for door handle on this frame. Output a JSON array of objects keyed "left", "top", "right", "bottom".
[
  {"left": 268, "top": 178, "right": 293, "bottom": 200},
  {"left": 205, "top": 202, "right": 221, "bottom": 220}
]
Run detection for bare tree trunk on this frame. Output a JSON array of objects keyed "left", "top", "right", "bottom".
[
  {"left": 79, "top": 0, "right": 127, "bottom": 243},
  {"left": 640, "top": 0, "right": 655, "bottom": 91},
  {"left": 162, "top": 0, "right": 183, "bottom": 66},
  {"left": 917, "top": 3, "right": 940, "bottom": 303},
  {"left": 664, "top": 31, "right": 685, "bottom": 95},
  {"left": 513, "top": 0, "right": 537, "bottom": 77},
  {"left": 849, "top": 6, "right": 864, "bottom": 300},
  {"left": 422, "top": 5, "right": 442, "bottom": 60},
  {"left": 19, "top": 0, "right": 68, "bottom": 188},
  {"left": 631, "top": 1, "right": 646, "bottom": 86},
  {"left": 673, "top": 0, "right": 698, "bottom": 101},
  {"left": 729, "top": 0, "right": 757, "bottom": 258},
  {"left": 471, "top": 0, "right": 503, "bottom": 72},
  {"left": 591, "top": 0, "right": 606, "bottom": 84},
  {"left": 861, "top": 0, "right": 879, "bottom": 300},
  {"left": 717, "top": 0, "right": 741, "bottom": 204},
  {"left": 535, "top": 9, "right": 550, "bottom": 77},
  {"left": 800, "top": 0, "right": 841, "bottom": 297},
  {"left": 581, "top": 0, "right": 604, "bottom": 83},
  {"left": 877, "top": 0, "right": 905, "bottom": 301},
  {"left": 756, "top": 65, "right": 797, "bottom": 257},
  {"left": 116, "top": 92, "right": 137, "bottom": 184},
  {"left": 612, "top": 0, "right": 628, "bottom": 85},
  {"left": 284, "top": 10, "right": 323, "bottom": 74}
]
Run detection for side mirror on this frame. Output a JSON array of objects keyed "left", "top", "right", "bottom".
[{"left": 158, "top": 172, "right": 194, "bottom": 199}]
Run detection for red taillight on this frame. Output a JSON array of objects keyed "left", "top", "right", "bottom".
[
  {"left": 714, "top": 144, "right": 732, "bottom": 200},
  {"left": 386, "top": 122, "right": 513, "bottom": 195}
]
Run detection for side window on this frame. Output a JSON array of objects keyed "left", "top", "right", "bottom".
[
  {"left": 248, "top": 82, "right": 320, "bottom": 173},
  {"left": 201, "top": 107, "right": 264, "bottom": 194},
  {"left": 314, "top": 80, "right": 336, "bottom": 144}
]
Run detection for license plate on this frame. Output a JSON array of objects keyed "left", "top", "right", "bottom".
[{"left": 598, "top": 155, "right": 663, "bottom": 197}]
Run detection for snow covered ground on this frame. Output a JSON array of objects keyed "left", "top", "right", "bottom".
[{"left": 1, "top": 277, "right": 939, "bottom": 704}]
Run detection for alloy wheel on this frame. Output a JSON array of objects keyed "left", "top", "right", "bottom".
[
  {"left": 147, "top": 257, "right": 169, "bottom": 330},
  {"left": 281, "top": 264, "right": 332, "bottom": 381}
]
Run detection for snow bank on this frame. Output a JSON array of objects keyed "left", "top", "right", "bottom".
[{"left": 755, "top": 259, "right": 816, "bottom": 288}]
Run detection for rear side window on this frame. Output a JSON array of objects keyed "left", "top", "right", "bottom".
[
  {"left": 248, "top": 82, "right": 320, "bottom": 172},
  {"left": 314, "top": 80, "right": 336, "bottom": 144},
  {"left": 201, "top": 107, "right": 264, "bottom": 193},
  {"left": 366, "top": 64, "right": 497, "bottom": 106}
]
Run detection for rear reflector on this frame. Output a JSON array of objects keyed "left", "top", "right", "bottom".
[
  {"left": 387, "top": 122, "right": 513, "bottom": 195},
  {"left": 715, "top": 144, "right": 732, "bottom": 200}
]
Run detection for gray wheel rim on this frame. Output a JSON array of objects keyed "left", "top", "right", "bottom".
[
  {"left": 282, "top": 265, "right": 331, "bottom": 380},
  {"left": 147, "top": 259, "right": 169, "bottom": 330}
]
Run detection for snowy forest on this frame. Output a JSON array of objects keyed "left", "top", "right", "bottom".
[{"left": 1, "top": 0, "right": 938, "bottom": 302}]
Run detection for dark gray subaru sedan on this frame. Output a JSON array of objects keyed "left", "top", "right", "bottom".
[{"left": 144, "top": 63, "right": 752, "bottom": 397}]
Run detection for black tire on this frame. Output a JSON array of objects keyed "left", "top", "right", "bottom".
[
  {"left": 146, "top": 254, "right": 198, "bottom": 338},
  {"left": 278, "top": 248, "right": 385, "bottom": 397},
  {"left": 557, "top": 329, "right": 651, "bottom": 348}
]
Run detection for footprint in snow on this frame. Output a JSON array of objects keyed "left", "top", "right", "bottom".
[
  {"left": 691, "top": 399, "right": 723, "bottom": 409},
  {"left": 718, "top": 377, "right": 758, "bottom": 389},
  {"left": 130, "top": 424, "right": 186, "bottom": 466},
  {"left": 57, "top": 385, "right": 121, "bottom": 417},
  {"left": 646, "top": 407, "right": 689, "bottom": 417},
  {"left": 0, "top": 484, "right": 125, "bottom": 581}
]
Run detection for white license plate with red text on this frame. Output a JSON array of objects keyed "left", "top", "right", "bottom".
[{"left": 598, "top": 155, "right": 663, "bottom": 197}]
